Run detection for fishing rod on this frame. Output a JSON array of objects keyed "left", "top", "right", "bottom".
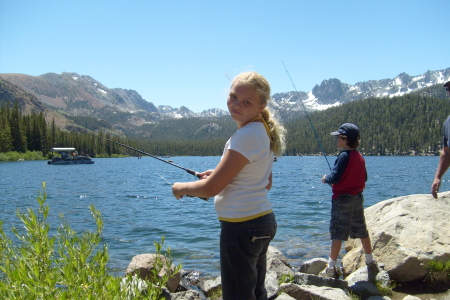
[
  {"left": 81, "top": 131, "right": 208, "bottom": 200},
  {"left": 155, "top": 171, "right": 206, "bottom": 200},
  {"left": 83, "top": 131, "right": 201, "bottom": 177},
  {"left": 281, "top": 60, "right": 332, "bottom": 170}
]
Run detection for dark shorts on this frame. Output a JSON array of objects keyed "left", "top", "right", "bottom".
[{"left": 330, "top": 193, "right": 369, "bottom": 241}]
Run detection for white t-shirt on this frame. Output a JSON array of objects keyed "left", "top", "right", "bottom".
[{"left": 214, "top": 122, "right": 273, "bottom": 222}]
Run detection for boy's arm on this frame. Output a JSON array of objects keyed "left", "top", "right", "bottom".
[{"left": 323, "top": 151, "right": 349, "bottom": 184}]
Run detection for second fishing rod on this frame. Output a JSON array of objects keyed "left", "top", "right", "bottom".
[
  {"left": 82, "top": 131, "right": 208, "bottom": 201},
  {"left": 281, "top": 60, "right": 332, "bottom": 170}
]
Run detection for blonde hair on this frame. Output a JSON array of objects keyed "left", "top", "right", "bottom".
[{"left": 231, "top": 72, "right": 286, "bottom": 156}]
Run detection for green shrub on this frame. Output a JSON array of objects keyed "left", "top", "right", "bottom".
[
  {"left": 0, "top": 182, "right": 180, "bottom": 299},
  {"left": 0, "top": 150, "right": 45, "bottom": 161},
  {"left": 278, "top": 273, "right": 294, "bottom": 284}
]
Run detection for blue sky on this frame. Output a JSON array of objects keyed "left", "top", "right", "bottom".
[{"left": 1, "top": 1, "right": 448, "bottom": 112}]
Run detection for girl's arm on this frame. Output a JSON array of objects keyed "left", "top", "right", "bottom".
[
  {"left": 172, "top": 149, "right": 249, "bottom": 199},
  {"left": 265, "top": 172, "right": 272, "bottom": 190}
]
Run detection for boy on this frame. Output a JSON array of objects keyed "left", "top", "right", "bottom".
[{"left": 321, "top": 123, "right": 378, "bottom": 279}]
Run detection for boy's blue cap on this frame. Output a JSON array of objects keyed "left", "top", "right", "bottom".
[{"left": 331, "top": 123, "right": 360, "bottom": 138}]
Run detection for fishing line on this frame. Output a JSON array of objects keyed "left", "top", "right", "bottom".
[
  {"left": 81, "top": 131, "right": 208, "bottom": 200},
  {"left": 83, "top": 131, "right": 202, "bottom": 177},
  {"left": 281, "top": 60, "right": 332, "bottom": 170}
]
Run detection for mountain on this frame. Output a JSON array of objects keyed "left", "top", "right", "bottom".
[
  {"left": 1, "top": 68, "right": 449, "bottom": 132},
  {"left": 271, "top": 68, "right": 450, "bottom": 115},
  {"left": 0, "top": 77, "right": 48, "bottom": 115}
]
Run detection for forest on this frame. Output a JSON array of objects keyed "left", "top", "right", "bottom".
[{"left": 1, "top": 92, "right": 449, "bottom": 160}]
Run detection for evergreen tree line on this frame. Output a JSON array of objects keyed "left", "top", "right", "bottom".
[
  {"left": 0, "top": 101, "right": 49, "bottom": 154},
  {"left": 285, "top": 94, "right": 450, "bottom": 156},
  {"left": 0, "top": 101, "right": 227, "bottom": 157},
  {"left": 1, "top": 93, "right": 450, "bottom": 158}
]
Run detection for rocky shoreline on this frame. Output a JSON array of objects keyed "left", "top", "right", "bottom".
[{"left": 124, "top": 192, "right": 450, "bottom": 300}]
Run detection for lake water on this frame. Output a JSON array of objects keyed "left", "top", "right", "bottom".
[{"left": 0, "top": 155, "right": 444, "bottom": 279}]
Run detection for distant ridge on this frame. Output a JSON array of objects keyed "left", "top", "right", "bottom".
[{"left": 1, "top": 67, "right": 449, "bottom": 131}]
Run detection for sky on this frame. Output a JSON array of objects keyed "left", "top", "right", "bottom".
[{"left": 1, "top": 1, "right": 449, "bottom": 113}]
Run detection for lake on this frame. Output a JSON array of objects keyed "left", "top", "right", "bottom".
[{"left": 0, "top": 155, "right": 443, "bottom": 279}]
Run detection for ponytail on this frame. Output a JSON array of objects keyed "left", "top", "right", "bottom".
[{"left": 261, "top": 107, "right": 286, "bottom": 156}]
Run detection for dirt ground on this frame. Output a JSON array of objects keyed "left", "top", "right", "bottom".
[{"left": 389, "top": 282, "right": 450, "bottom": 300}]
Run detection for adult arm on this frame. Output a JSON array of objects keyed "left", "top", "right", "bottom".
[
  {"left": 172, "top": 149, "right": 248, "bottom": 199},
  {"left": 431, "top": 146, "right": 450, "bottom": 198}
]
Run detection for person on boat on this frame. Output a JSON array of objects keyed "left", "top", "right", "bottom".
[
  {"left": 172, "top": 71, "right": 285, "bottom": 300},
  {"left": 431, "top": 80, "right": 450, "bottom": 198},
  {"left": 321, "top": 123, "right": 379, "bottom": 279}
]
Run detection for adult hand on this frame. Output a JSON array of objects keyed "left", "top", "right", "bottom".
[
  {"left": 431, "top": 178, "right": 441, "bottom": 199},
  {"left": 321, "top": 175, "right": 327, "bottom": 183}
]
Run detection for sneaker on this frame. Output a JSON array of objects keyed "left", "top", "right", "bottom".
[
  {"left": 366, "top": 260, "right": 380, "bottom": 274},
  {"left": 320, "top": 266, "right": 340, "bottom": 279}
]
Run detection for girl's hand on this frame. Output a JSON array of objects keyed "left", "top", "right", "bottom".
[
  {"left": 172, "top": 182, "right": 185, "bottom": 200},
  {"left": 322, "top": 175, "right": 327, "bottom": 183},
  {"left": 197, "top": 169, "right": 214, "bottom": 180}
]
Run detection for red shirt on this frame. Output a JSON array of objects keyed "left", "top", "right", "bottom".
[{"left": 324, "top": 150, "right": 367, "bottom": 199}]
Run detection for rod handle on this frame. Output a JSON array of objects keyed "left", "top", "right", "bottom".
[
  {"left": 186, "top": 169, "right": 199, "bottom": 177},
  {"left": 186, "top": 169, "right": 208, "bottom": 200}
]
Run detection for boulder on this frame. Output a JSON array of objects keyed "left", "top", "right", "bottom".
[
  {"left": 275, "top": 292, "right": 297, "bottom": 300},
  {"left": 299, "top": 258, "right": 328, "bottom": 275},
  {"left": 267, "top": 257, "right": 294, "bottom": 279},
  {"left": 293, "top": 272, "right": 348, "bottom": 290},
  {"left": 265, "top": 270, "right": 279, "bottom": 299},
  {"left": 169, "top": 290, "right": 203, "bottom": 300},
  {"left": 268, "top": 246, "right": 292, "bottom": 268},
  {"left": 342, "top": 192, "right": 450, "bottom": 283},
  {"left": 279, "top": 283, "right": 352, "bottom": 300},
  {"left": 125, "top": 253, "right": 181, "bottom": 293},
  {"left": 345, "top": 266, "right": 390, "bottom": 298},
  {"left": 200, "top": 275, "right": 222, "bottom": 297}
]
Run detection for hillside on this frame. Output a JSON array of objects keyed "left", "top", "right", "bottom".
[
  {"left": 285, "top": 87, "right": 450, "bottom": 156},
  {"left": 0, "top": 67, "right": 449, "bottom": 135},
  {"left": 1, "top": 70, "right": 450, "bottom": 157}
]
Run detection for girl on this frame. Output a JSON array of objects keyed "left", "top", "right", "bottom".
[{"left": 172, "top": 71, "right": 285, "bottom": 300}]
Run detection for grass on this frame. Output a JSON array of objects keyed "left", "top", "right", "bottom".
[
  {"left": 0, "top": 182, "right": 181, "bottom": 299},
  {"left": 424, "top": 259, "right": 450, "bottom": 290}
]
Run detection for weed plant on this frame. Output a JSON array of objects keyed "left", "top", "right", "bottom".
[{"left": 0, "top": 182, "right": 180, "bottom": 299}]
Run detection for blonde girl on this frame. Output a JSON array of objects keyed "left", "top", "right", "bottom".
[{"left": 172, "top": 71, "right": 285, "bottom": 299}]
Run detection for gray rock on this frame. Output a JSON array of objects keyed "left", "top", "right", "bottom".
[
  {"left": 125, "top": 253, "right": 181, "bottom": 293},
  {"left": 268, "top": 257, "right": 295, "bottom": 279},
  {"left": 343, "top": 192, "right": 450, "bottom": 283},
  {"left": 279, "top": 283, "right": 351, "bottom": 300},
  {"left": 401, "top": 296, "right": 421, "bottom": 300},
  {"left": 274, "top": 292, "right": 296, "bottom": 300},
  {"left": 169, "top": 290, "right": 203, "bottom": 300},
  {"left": 299, "top": 258, "right": 328, "bottom": 275},
  {"left": 201, "top": 275, "right": 221, "bottom": 298},
  {"left": 268, "top": 246, "right": 292, "bottom": 268},
  {"left": 265, "top": 270, "right": 279, "bottom": 299},
  {"left": 345, "top": 265, "right": 391, "bottom": 299},
  {"left": 294, "top": 272, "right": 348, "bottom": 290}
]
